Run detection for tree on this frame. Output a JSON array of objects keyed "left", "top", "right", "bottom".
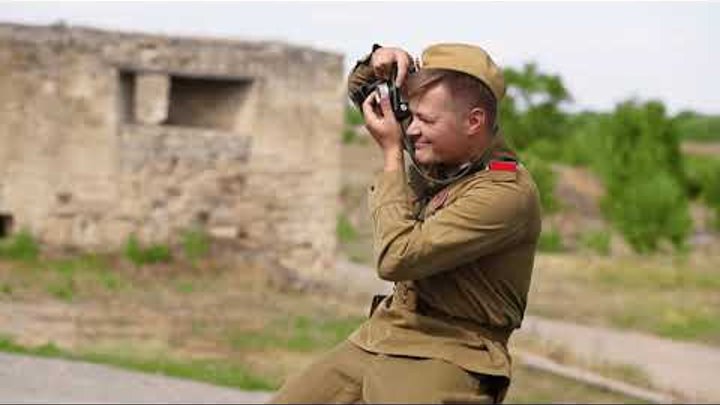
[{"left": 500, "top": 63, "right": 572, "bottom": 150}]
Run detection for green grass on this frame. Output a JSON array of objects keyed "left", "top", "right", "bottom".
[
  {"left": 0, "top": 253, "right": 127, "bottom": 302},
  {"left": 654, "top": 309, "right": 720, "bottom": 340},
  {"left": 579, "top": 231, "right": 611, "bottom": 255},
  {"left": 124, "top": 235, "right": 172, "bottom": 266},
  {"left": 615, "top": 307, "right": 720, "bottom": 342},
  {"left": 529, "top": 254, "right": 720, "bottom": 346},
  {"left": 342, "top": 128, "right": 358, "bottom": 144},
  {"left": 181, "top": 228, "right": 210, "bottom": 264},
  {"left": 0, "top": 335, "right": 275, "bottom": 391},
  {"left": 80, "top": 352, "right": 276, "bottom": 391},
  {"left": 46, "top": 277, "right": 75, "bottom": 302},
  {"left": 175, "top": 281, "right": 195, "bottom": 294},
  {"left": 594, "top": 259, "right": 720, "bottom": 290},
  {"left": 1, "top": 283, "right": 12, "bottom": 295},
  {"left": 538, "top": 229, "right": 564, "bottom": 252},
  {"left": 228, "top": 316, "right": 363, "bottom": 353},
  {"left": 336, "top": 214, "right": 358, "bottom": 244},
  {"left": 0, "top": 335, "right": 64, "bottom": 357},
  {"left": 0, "top": 229, "right": 40, "bottom": 262},
  {"left": 345, "top": 105, "right": 365, "bottom": 126}
]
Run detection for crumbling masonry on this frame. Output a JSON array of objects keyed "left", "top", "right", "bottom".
[{"left": 0, "top": 23, "right": 344, "bottom": 276}]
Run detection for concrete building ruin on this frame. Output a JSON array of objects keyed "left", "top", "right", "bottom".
[{"left": 0, "top": 23, "right": 343, "bottom": 276}]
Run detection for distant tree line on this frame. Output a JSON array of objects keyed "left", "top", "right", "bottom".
[{"left": 500, "top": 63, "right": 720, "bottom": 252}]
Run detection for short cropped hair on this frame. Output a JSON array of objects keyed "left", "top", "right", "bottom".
[{"left": 404, "top": 68, "right": 497, "bottom": 129}]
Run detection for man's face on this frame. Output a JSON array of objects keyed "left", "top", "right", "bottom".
[{"left": 405, "top": 84, "right": 472, "bottom": 166}]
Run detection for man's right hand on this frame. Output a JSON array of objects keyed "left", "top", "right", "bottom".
[{"left": 370, "top": 47, "right": 415, "bottom": 88}]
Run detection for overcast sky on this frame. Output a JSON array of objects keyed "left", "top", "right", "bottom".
[{"left": 1, "top": 1, "right": 717, "bottom": 114}]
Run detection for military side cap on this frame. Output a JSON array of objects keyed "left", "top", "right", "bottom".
[{"left": 421, "top": 43, "right": 505, "bottom": 102}]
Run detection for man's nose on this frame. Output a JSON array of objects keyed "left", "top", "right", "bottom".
[{"left": 406, "top": 118, "right": 420, "bottom": 139}]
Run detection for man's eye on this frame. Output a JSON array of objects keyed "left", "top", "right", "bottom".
[{"left": 414, "top": 114, "right": 433, "bottom": 124}]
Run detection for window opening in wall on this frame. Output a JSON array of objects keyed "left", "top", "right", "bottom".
[
  {"left": 166, "top": 76, "right": 253, "bottom": 132},
  {"left": 0, "top": 214, "right": 13, "bottom": 238},
  {"left": 118, "top": 71, "right": 136, "bottom": 124}
]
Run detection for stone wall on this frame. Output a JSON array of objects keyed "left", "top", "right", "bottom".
[{"left": 0, "top": 23, "right": 344, "bottom": 277}]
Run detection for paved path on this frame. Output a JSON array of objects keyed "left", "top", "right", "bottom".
[
  {"left": 518, "top": 316, "right": 720, "bottom": 403},
  {"left": 0, "top": 352, "right": 272, "bottom": 404}
]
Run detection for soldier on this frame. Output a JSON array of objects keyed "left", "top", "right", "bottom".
[{"left": 270, "top": 43, "right": 541, "bottom": 404}]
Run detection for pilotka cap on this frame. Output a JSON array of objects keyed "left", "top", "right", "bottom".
[{"left": 421, "top": 43, "right": 505, "bottom": 102}]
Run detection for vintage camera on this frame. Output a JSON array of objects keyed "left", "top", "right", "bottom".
[{"left": 350, "top": 66, "right": 412, "bottom": 122}]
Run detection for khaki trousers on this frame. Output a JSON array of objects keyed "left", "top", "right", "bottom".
[{"left": 270, "top": 340, "right": 507, "bottom": 404}]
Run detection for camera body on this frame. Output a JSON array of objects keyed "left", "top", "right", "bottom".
[{"left": 350, "top": 77, "right": 411, "bottom": 122}]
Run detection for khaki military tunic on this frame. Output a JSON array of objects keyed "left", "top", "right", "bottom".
[
  {"left": 349, "top": 161, "right": 541, "bottom": 379},
  {"left": 345, "top": 54, "right": 541, "bottom": 378},
  {"left": 272, "top": 52, "right": 541, "bottom": 404}
]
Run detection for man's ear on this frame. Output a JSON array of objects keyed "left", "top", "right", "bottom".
[{"left": 466, "top": 107, "right": 487, "bottom": 135}]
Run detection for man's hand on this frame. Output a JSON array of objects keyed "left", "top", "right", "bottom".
[
  {"left": 370, "top": 47, "right": 415, "bottom": 87},
  {"left": 362, "top": 91, "right": 404, "bottom": 172}
]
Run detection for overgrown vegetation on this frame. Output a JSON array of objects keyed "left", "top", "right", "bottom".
[
  {"left": 537, "top": 228, "right": 564, "bottom": 252},
  {"left": 0, "top": 229, "right": 40, "bottom": 262},
  {"left": 598, "top": 101, "right": 691, "bottom": 252},
  {"left": 342, "top": 105, "right": 365, "bottom": 144},
  {"left": 228, "top": 315, "right": 363, "bottom": 353},
  {"left": 124, "top": 235, "right": 172, "bottom": 266},
  {"left": 336, "top": 214, "right": 358, "bottom": 243},
  {"left": 501, "top": 63, "right": 572, "bottom": 151},
  {"left": 579, "top": 230, "right": 611, "bottom": 255},
  {"left": 0, "top": 252, "right": 124, "bottom": 302},
  {"left": 181, "top": 228, "right": 210, "bottom": 264},
  {"left": 520, "top": 154, "right": 559, "bottom": 213}
]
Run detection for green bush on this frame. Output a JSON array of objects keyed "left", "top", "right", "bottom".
[
  {"left": 182, "top": 228, "right": 210, "bottom": 263},
  {"left": 599, "top": 101, "right": 691, "bottom": 252},
  {"left": 345, "top": 105, "right": 365, "bottom": 126},
  {"left": 521, "top": 154, "right": 559, "bottom": 213},
  {"left": 601, "top": 100, "right": 686, "bottom": 188},
  {"left": 684, "top": 156, "right": 720, "bottom": 229},
  {"left": 538, "top": 229, "right": 564, "bottom": 252},
  {"left": 342, "top": 127, "right": 357, "bottom": 144},
  {"left": 500, "top": 63, "right": 572, "bottom": 151},
  {"left": 603, "top": 174, "right": 691, "bottom": 253},
  {"left": 579, "top": 230, "right": 611, "bottom": 255},
  {"left": 124, "top": 235, "right": 172, "bottom": 266},
  {"left": 336, "top": 214, "right": 358, "bottom": 243},
  {"left": 0, "top": 229, "right": 40, "bottom": 261}
]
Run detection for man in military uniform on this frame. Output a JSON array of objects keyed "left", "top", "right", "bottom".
[{"left": 270, "top": 43, "right": 541, "bottom": 404}]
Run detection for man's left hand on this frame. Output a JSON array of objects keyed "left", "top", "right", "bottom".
[{"left": 361, "top": 91, "right": 403, "bottom": 153}]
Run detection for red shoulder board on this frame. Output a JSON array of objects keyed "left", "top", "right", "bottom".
[{"left": 489, "top": 160, "right": 518, "bottom": 172}]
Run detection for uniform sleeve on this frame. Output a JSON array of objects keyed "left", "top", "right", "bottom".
[
  {"left": 347, "top": 46, "right": 380, "bottom": 109},
  {"left": 369, "top": 168, "right": 530, "bottom": 282}
]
